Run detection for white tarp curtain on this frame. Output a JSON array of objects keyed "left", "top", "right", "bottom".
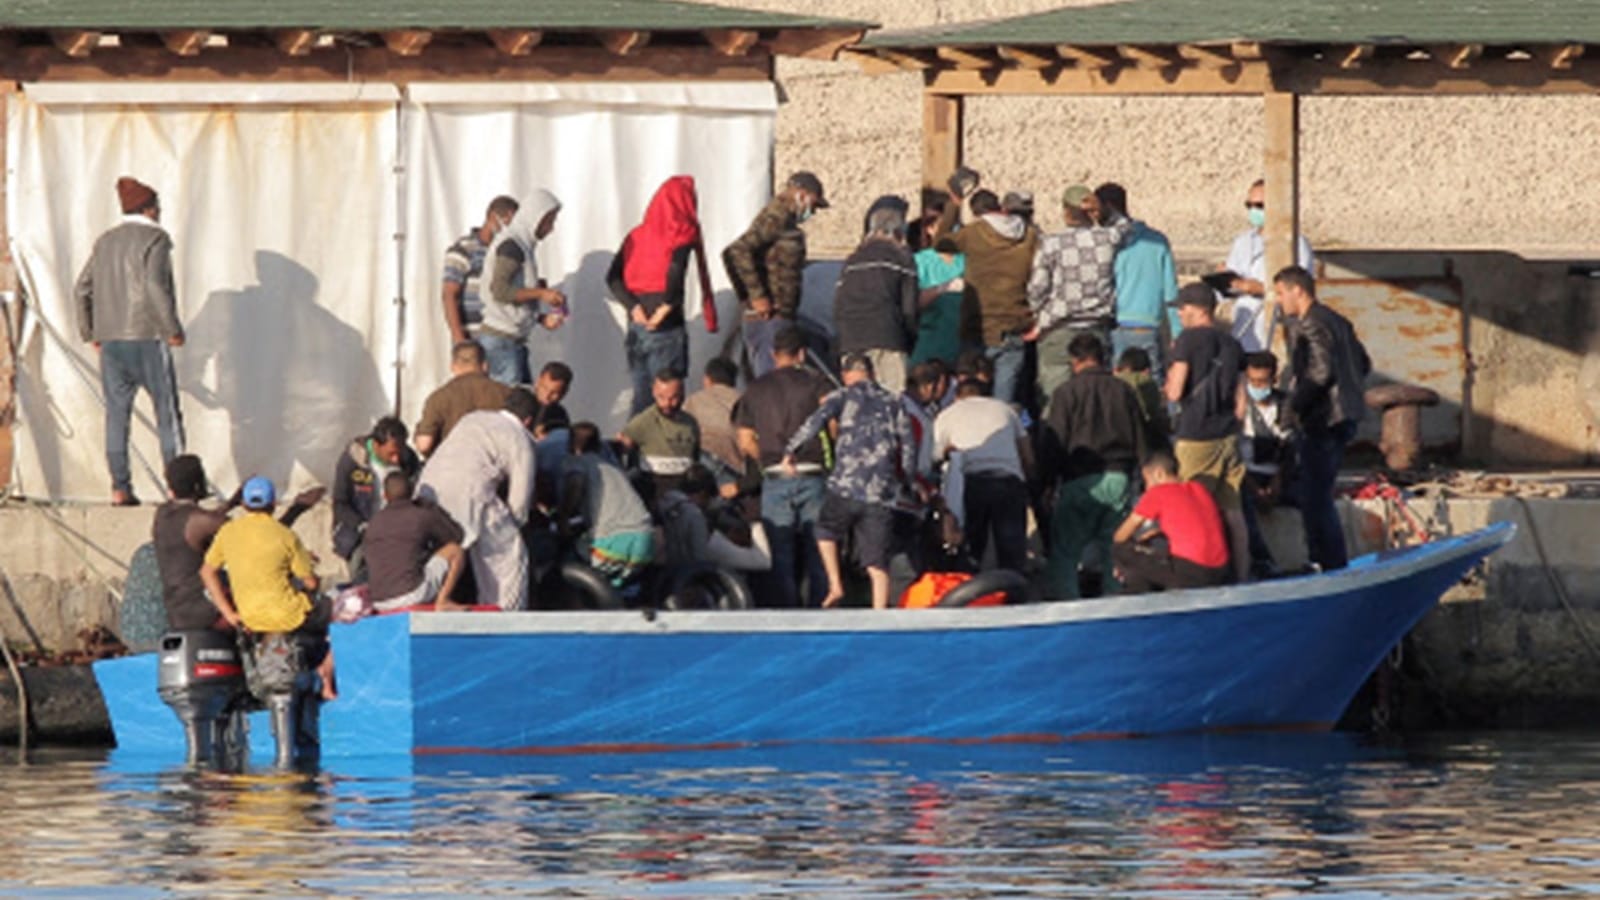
[{"left": 5, "top": 81, "right": 775, "bottom": 503}]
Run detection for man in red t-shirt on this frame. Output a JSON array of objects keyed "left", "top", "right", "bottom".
[{"left": 1111, "top": 451, "right": 1232, "bottom": 593}]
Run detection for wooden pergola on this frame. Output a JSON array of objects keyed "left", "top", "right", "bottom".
[
  {"left": 851, "top": 0, "right": 1600, "bottom": 311},
  {"left": 0, "top": 0, "right": 869, "bottom": 490}
]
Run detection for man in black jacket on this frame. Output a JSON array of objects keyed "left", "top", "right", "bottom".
[
  {"left": 1039, "top": 332, "right": 1148, "bottom": 599},
  {"left": 1273, "top": 266, "right": 1371, "bottom": 571},
  {"left": 333, "top": 416, "right": 422, "bottom": 580},
  {"left": 833, "top": 198, "right": 918, "bottom": 392}
]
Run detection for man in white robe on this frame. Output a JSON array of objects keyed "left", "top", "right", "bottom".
[{"left": 416, "top": 389, "right": 538, "bottom": 610}]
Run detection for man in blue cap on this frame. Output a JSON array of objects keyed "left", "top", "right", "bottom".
[{"left": 200, "top": 475, "right": 336, "bottom": 699}]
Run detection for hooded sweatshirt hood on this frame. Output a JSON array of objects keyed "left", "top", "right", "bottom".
[{"left": 979, "top": 211, "right": 1027, "bottom": 242}]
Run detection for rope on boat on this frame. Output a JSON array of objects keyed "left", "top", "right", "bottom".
[{"left": 1513, "top": 495, "right": 1600, "bottom": 664}]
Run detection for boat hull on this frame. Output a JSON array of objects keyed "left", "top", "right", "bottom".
[{"left": 94, "top": 523, "right": 1513, "bottom": 761}]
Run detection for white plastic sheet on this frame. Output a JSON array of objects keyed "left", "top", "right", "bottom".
[
  {"left": 6, "top": 93, "right": 399, "bottom": 502},
  {"left": 397, "top": 81, "right": 776, "bottom": 429},
  {"left": 4, "top": 81, "right": 776, "bottom": 502}
]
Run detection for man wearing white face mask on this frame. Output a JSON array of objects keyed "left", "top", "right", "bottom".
[
  {"left": 441, "top": 195, "right": 519, "bottom": 346},
  {"left": 723, "top": 171, "right": 828, "bottom": 378},
  {"left": 482, "top": 190, "right": 568, "bottom": 387},
  {"left": 1221, "top": 179, "right": 1315, "bottom": 353}
]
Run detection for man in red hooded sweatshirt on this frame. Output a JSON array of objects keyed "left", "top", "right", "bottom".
[{"left": 607, "top": 176, "right": 718, "bottom": 417}]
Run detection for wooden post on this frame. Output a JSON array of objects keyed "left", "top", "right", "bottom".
[
  {"left": 1261, "top": 90, "right": 1300, "bottom": 355},
  {"left": 921, "top": 92, "right": 963, "bottom": 192}
]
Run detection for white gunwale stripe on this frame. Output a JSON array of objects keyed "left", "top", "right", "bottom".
[{"left": 410, "top": 523, "right": 1514, "bottom": 637}]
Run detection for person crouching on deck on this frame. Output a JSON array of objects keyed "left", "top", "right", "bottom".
[
  {"left": 1111, "top": 451, "right": 1232, "bottom": 594},
  {"left": 558, "top": 422, "right": 657, "bottom": 589},
  {"left": 199, "top": 477, "right": 337, "bottom": 700}
]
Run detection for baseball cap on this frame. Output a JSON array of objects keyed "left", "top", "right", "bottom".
[
  {"left": 1002, "top": 190, "right": 1034, "bottom": 214},
  {"left": 1060, "top": 184, "right": 1093, "bottom": 208},
  {"left": 1169, "top": 282, "right": 1218, "bottom": 311},
  {"left": 241, "top": 476, "right": 276, "bottom": 510},
  {"left": 787, "top": 171, "right": 830, "bottom": 208}
]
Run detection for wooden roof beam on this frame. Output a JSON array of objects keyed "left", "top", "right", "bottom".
[
  {"left": 51, "top": 30, "right": 100, "bottom": 58},
  {"left": 274, "top": 28, "right": 317, "bottom": 56},
  {"left": 160, "top": 29, "right": 210, "bottom": 57},
  {"left": 937, "top": 46, "right": 997, "bottom": 70},
  {"left": 383, "top": 29, "right": 432, "bottom": 57},
  {"left": 765, "top": 27, "right": 866, "bottom": 61},
  {"left": 1056, "top": 44, "right": 1117, "bottom": 69},
  {"left": 1547, "top": 43, "right": 1585, "bottom": 69},
  {"left": 1231, "top": 41, "right": 1266, "bottom": 61},
  {"left": 487, "top": 29, "right": 543, "bottom": 56},
  {"left": 705, "top": 28, "right": 759, "bottom": 57},
  {"left": 1177, "top": 43, "right": 1235, "bottom": 67},
  {"left": 1338, "top": 44, "right": 1374, "bottom": 69},
  {"left": 1437, "top": 43, "right": 1483, "bottom": 69},
  {"left": 599, "top": 30, "right": 650, "bottom": 57},
  {"left": 1118, "top": 44, "right": 1181, "bottom": 68},
  {"left": 873, "top": 47, "right": 936, "bottom": 70},
  {"left": 996, "top": 45, "right": 1055, "bottom": 70}
]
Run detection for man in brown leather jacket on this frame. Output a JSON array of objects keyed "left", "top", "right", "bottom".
[
  {"left": 1274, "top": 265, "right": 1371, "bottom": 571},
  {"left": 74, "top": 176, "right": 186, "bottom": 506}
]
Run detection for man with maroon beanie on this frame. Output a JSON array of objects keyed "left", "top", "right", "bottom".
[{"left": 74, "top": 176, "right": 185, "bottom": 506}]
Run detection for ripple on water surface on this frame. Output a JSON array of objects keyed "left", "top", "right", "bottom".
[{"left": 1, "top": 732, "right": 1599, "bottom": 897}]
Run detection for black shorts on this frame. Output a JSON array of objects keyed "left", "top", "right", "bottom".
[{"left": 817, "top": 493, "right": 894, "bottom": 570}]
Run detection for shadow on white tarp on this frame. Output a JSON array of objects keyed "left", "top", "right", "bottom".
[{"left": 4, "top": 82, "right": 776, "bottom": 503}]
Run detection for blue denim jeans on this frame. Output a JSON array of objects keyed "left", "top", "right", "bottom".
[
  {"left": 1111, "top": 325, "right": 1165, "bottom": 388},
  {"left": 100, "top": 340, "right": 185, "bottom": 495},
  {"left": 742, "top": 315, "right": 787, "bottom": 380},
  {"left": 985, "top": 335, "right": 1026, "bottom": 406},
  {"left": 759, "top": 474, "right": 828, "bottom": 608},
  {"left": 627, "top": 323, "right": 689, "bottom": 417},
  {"left": 479, "top": 330, "right": 531, "bottom": 387}
]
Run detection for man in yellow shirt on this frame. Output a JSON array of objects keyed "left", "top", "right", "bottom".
[{"left": 201, "top": 477, "right": 336, "bottom": 699}]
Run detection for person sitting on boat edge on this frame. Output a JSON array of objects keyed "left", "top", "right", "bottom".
[
  {"left": 199, "top": 476, "right": 338, "bottom": 700},
  {"left": 781, "top": 352, "right": 919, "bottom": 610},
  {"left": 1110, "top": 451, "right": 1232, "bottom": 594},
  {"left": 153, "top": 455, "right": 324, "bottom": 633},
  {"left": 364, "top": 472, "right": 468, "bottom": 612},
  {"left": 558, "top": 422, "right": 657, "bottom": 590}
]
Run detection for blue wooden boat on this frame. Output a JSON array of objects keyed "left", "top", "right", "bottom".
[{"left": 93, "top": 522, "right": 1513, "bottom": 763}]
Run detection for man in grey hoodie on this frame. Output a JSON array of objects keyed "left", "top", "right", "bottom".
[{"left": 75, "top": 176, "right": 186, "bottom": 506}]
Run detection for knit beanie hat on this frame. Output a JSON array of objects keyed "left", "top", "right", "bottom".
[{"left": 116, "top": 176, "right": 157, "bottom": 214}]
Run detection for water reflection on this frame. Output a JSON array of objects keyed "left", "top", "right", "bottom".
[{"left": 1, "top": 733, "right": 1598, "bottom": 896}]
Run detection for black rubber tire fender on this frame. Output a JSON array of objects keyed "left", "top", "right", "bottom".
[
  {"left": 559, "top": 561, "right": 625, "bottom": 611},
  {"left": 936, "top": 569, "right": 1033, "bottom": 608},
  {"left": 662, "top": 563, "right": 755, "bottom": 611}
]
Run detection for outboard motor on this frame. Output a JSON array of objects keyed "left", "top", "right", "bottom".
[
  {"left": 240, "top": 633, "right": 324, "bottom": 768},
  {"left": 156, "top": 630, "right": 252, "bottom": 768}
]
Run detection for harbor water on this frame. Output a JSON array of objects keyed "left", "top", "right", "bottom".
[{"left": 2, "top": 732, "right": 1599, "bottom": 897}]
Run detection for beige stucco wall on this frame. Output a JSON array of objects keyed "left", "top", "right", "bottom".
[
  {"left": 741, "top": 0, "right": 1600, "bottom": 261},
  {"left": 738, "top": 0, "right": 1600, "bottom": 464}
]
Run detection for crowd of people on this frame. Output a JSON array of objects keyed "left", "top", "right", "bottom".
[{"left": 73, "top": 168, "right": 1372, "bottom": 664}]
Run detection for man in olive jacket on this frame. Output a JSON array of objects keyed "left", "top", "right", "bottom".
[{"left": 75, "top": 176, "right": 186, "bottom": 506}]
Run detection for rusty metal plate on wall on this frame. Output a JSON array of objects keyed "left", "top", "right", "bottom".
[{"left": 1317, "top": 276, "right": 1465, "bottom": 452}]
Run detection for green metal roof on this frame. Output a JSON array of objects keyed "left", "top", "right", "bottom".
[
  {"left": 0, "top": 0, "right": 867, "bottom": 32},
  {"left": 865, "top": 0, "right": 1600, "bottom": 49}
]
